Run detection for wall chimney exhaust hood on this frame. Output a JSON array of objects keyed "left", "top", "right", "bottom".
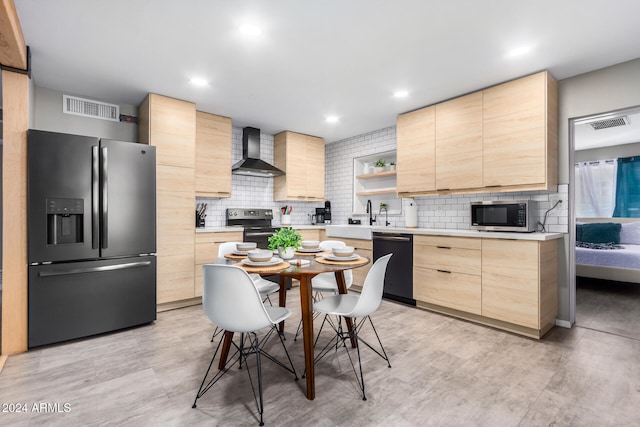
[{"left": 232, "top": 127, "right": 285, "bottom": 177}]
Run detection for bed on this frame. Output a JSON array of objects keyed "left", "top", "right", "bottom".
[{"left": 575, "top": 218, "right": 640, "bottom": 283}]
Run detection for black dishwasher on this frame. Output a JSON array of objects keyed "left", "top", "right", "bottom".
[{"left": 373, "top": 232, "right": 415, "bottom": 306}]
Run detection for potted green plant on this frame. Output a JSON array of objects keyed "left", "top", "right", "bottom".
[
  {"left": 268, "top": 227, "right": 302, "bottom": 259},
  {"left": 388, "top": 161, "right": 396, "bottom": 171},
  {"left": 374, "top": 159, "right": 386, "bottom": 173}
]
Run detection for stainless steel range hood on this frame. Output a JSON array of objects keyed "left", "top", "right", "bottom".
[{"left": 232, "top": 127, "right": 285, "bottom": 177}]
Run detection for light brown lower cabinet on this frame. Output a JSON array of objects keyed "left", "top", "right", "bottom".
[
  {"left": 194, "top": 231, "right": 243, "bottom": 297},
  {"left": 413, "top": 236, "right": 482, "bottom": 315},
  {"left": 413, "top": 235, "right": 558, "bottom": 338},
  {"left": 297, "top": 229, "right": 321, "bottom": 242},
  {"left": 337, "top": 237, "right": 373, "bottom": 290},
  {"left": 481, "top": 239, "right": 558, "bottom": 332}
]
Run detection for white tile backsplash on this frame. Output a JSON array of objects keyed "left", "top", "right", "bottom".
[{"left": 197, "top": 125, "right": 568, "bottom": 234}]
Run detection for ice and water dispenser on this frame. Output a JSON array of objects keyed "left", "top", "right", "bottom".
[{"left": 46, "top": 198, "right": 84, "bottom": 244}]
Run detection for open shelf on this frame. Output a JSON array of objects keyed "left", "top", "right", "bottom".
[
  {"left": 356, "top": 170, "right": 397, "bottom": 180},
  {"left": 356, "top": 189, "right": 397, "bottom": 196},
  {"left": 353, "top": 150, "right": 401, "bottom": 216}
]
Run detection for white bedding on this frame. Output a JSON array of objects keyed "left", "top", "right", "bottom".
[{"left": 576, "top": 244, "right": 640, "bottom": 269}]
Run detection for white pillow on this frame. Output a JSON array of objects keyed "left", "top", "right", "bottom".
[{"left": 619, "top": 221, "right": 640, "bottom": 245}]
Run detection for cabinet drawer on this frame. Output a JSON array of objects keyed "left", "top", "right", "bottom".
[
  {"left": 414, "top": 268, "right": 481, "bottom": 315},
  {"left": 414, "top": 245, "right": 481, "bottom": 276},
  {"left": 414, "top": 235, "right": 481, "bottom": 250},
  {"left": 195, "top": 231, "right": 242, "bottom": 244}
]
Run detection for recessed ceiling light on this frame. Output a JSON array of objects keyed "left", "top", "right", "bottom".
[
  {"left": 190, "top": 77, "right": 208, "bottom": 87},
  {"left": 326, "top": 115, "right": 339, "bottom": 124},
  {"left": 240, "top": 24, "right": 262, "bottom": 36},
  {"left": 507, "top": 46, "right": 532, "bottom": 57},
  {"left": 393, "top": 90, "right": 409, "bottom": 98}
]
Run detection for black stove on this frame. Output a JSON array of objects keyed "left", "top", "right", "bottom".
[
  {"left": 226, "top": 208, "right": 289, "bottom": 288},
  {"left": 226, "top": 208, "right": 278, "bottom": 249}
]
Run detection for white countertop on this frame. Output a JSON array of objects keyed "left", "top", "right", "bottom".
[
  {"left": 195, "top": 224, "right": 564, "bottom": 241},
  {"left": 195, "top": 225, "right": 325, "bottom": 233},
  {"left": 371, "top": 226, "right": 565, "bottom": 241},
  {"left": 195, "top": 226, "right": 244, "bottom": 233}
]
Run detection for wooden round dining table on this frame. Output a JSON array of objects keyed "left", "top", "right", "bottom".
[{"left": 215, "top": 252, "right": 370, "bottom": 400}]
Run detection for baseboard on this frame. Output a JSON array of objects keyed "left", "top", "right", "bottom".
[{"left": 555, "top": 319, "right": 572, "bottom": 328}]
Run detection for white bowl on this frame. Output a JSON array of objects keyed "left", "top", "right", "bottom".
[
  {"left": 301, "top": 240, "right": 320, "bottom": 249},
  {"left": 332, "top": 246, "right": 354, "bottom": 257},
  {"left": 247, "top": 249, "right": 273, "bottom": 262},
  {"left": 236, "top": 242, "right": 257, "bottom": 252}
]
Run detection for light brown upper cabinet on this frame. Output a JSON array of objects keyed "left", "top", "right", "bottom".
[
  {"left": 195, "top": 111, "right": 232, "bottom": 198},
  {"left": 274, "top": 131, "right": 325, "bottom": 201},
  {"left": 396, "top": 106, "right": 435, "bottom": 196},
  {"left": 138, "top": 93, "right": 196, "bottom": 304},
  {"left": 396, "top": 71, "right": 557, "bottom": 196},
  {"left": 435, "top": 91, "right": 483, "bottom": 191},
  {"left": 483, "top": 71, "right": 558, "bottom": 191}
]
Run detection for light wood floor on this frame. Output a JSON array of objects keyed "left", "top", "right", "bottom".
[{"left": 1, "top": 287, "right": 639, "bottom": 426}]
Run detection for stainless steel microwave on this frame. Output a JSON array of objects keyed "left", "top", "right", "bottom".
[{"left": 470, "top": 200, "right": 538, "bottom": 232}]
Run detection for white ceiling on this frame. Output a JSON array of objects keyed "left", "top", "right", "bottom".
[
  {"left": 575, "top": 109, "right": 640, "bottom": 150},
  {"left": 12, "top": 0, "right": 640, "bottom": 143}
]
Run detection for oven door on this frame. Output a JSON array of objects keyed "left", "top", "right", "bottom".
[{"left": 243, "top": 227, "right": 278, "bottom": 249}]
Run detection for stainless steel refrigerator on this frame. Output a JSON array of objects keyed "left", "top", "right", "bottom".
[{"left": 27, "top": 130, "right": 157, "bottom": 348}]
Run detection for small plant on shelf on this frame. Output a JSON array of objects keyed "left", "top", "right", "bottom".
[
  {"left": 388, "top": 161, "right": 396, "bottom": 171},
  {"left": 374, "top": 159, "right": 386, "bottom": 173},
  {"left": 268, "top": 227, "right": 302, "bottom": 251}
]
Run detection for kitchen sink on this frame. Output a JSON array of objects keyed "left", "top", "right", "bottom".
[{"left": 325, "top": 224, "right": 372, "bottom": 240}]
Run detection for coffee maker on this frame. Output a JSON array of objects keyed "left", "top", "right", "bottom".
[{"left": 315, "top": 201, "right": 331, "bottom": 225}]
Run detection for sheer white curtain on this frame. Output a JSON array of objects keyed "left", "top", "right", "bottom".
[{"left": 575, "top": 160, "right": 617, "bottom": 217}]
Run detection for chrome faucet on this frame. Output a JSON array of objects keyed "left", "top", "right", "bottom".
[
  {"left": 366, "top": 199, "right": 376, "bottom": 226},
  {"left": 379, "top": 205, "right": 390, "bottom": 226}
]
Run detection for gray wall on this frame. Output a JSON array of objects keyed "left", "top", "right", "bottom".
[
  {"left": 575, "top": 141, "right": 640, "bottom": 162},
  {"left": 558, "top": 57, "right": 640, "bottom": 323},
  {"left": 32, "top": 86, "right": 138, "bottom": 142}
]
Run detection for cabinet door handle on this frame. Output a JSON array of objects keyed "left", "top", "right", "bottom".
[
  {"left": 485, "top": 185, "right": 502, "bottom": 188},
  {"left": 436, "top": 246, "right": 451, "bottom": 249},
  {"left": 436, "top": 269, "right": 452, "bottom": 274}
]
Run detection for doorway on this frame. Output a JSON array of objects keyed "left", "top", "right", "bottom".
[{"left": 570, "top": 105, "right": 640, "bottom": 340}]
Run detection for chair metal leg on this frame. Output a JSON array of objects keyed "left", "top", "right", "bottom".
[
  {"left": 192, "top": 331, "right": 241, "bottom": 408},
  {"left": 353, "top": 316, "right": 391, "bottom": 367},
  {"left": 210, "top": 326, "right": 223, "bottom": 342},
  {"left": 312, "top": 314, "right": 390, "bottom": 401}
]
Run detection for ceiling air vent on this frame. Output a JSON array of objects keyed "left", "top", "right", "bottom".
[
  {"left": 589, "top": 116, "right": 630, "bottom": 130},
  {"left": 63, "top": 95, "right": 119, "bottom": 122}
]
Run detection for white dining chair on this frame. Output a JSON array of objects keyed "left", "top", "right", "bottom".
[
  {"left": 312, "top": 253, "right": 392, "bottom": 401},
  {"left": 294, "top": 240, "right": 353, "bottom": 341},
  {"left": 218, "top": 242, "right": 280, "bottom": 303},
  {"left": 192, "top": 264, "right": 298, "bottom": 426},
  {"left": 209, "top": 242, "right": 281, "bottom": 343}
]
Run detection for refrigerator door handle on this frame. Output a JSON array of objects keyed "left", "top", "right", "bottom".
[
  {"left": 101, "top": 146, "right": 108, "bottom": 249},
  {"left": 92, "top": 146, "right": 100, "bottom": 249},
  {"left": 38, "top": 261, "right": 152, "bottom": 277}
]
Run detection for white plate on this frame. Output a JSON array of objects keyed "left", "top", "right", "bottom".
[
  {"left": 232, "top": 250, "right": 251, "bottom": 256},
  {"left": 324, "top": 254, "right": 360, "bottom": 262},
  {"left": 297, "top": 247, "right": 323, "bottom": 253},
  {"left": 241, "top": 257, "right": 283, "bottom": 267}
]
